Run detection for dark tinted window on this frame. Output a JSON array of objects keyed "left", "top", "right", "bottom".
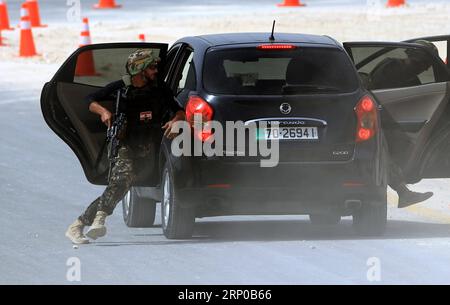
[
  {"left": 350, "top": 46, "right": 439, "bottom": 90},
  {"left": 203, "top": 47, "right": 359, "bottom": 95},
  {"left": 164, "top": 45, "right": 181, "bottom": 82},
  {"left": 73, "top": 47, "right": 163, "bottom": 87},
  {"left": 175, "top": 51, "right": 196, "bottom": 95}
]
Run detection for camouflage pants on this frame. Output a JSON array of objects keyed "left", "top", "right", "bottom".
[{"left": 79, "top": 145, "right": 135, "bottom": 226}]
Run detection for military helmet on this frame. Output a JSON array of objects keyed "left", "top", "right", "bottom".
[{"left": 126, "top": 49, "right": 160, "bottom": 76}]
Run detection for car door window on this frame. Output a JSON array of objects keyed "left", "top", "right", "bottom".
[
  {"left": 163, "top": 44, "right": 181, "bottom": 83},
  {"left": 74, "top": 47, "right": 163, "bottom": 87},
  {"left": 351, "top": 46, "right": 438, "bottom": 90},
  {"left": 174, "top": 51, "right": 196, "bottom": 95}
]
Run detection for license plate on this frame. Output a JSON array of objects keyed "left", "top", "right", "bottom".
[{"left": 257, "top": 127, "right": 319, "bottom": 140}]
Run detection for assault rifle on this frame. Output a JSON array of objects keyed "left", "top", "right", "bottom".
[{"left": 106, "top": 88, "right": 128, "bottom": 182}]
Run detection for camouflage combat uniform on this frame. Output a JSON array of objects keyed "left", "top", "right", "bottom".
[{"left": 79, "top": 145, "right": 134, "bottom": 226}]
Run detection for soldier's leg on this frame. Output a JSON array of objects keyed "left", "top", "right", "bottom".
[
  {"left": 67, "top": 197, "right": 100, "bottom": 244},
  {"left": 78, "top": 197, "right": 101, "bottom": 226},
  {"left": 97, "top": 145, "right": 135, "bottom": 216},
  {"left": 388, "top": 154, "right": 433, "bottom": 208},
  {"left": 69, "top": 146, "right": 134, "bottom": 242},
  {"left": 388, "top": 160, "right": 406, "bottom": 193},
  {"left": 85, "top": 146, "right": 135, "bottom": 240},
  {"left": 383, "top": 126, "right": 433, "bottom": 207}
]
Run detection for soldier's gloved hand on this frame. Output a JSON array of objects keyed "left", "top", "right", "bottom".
[{"left": 101, "top": 110, "right": 112, "bottom": 128}]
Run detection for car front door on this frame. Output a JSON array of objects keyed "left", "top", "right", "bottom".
[
  {"left": 344, "top": 41, "right": 450, "bottom": 182},
  {"left": 41, "top": 43, "right": 169, "bottom": 185}
]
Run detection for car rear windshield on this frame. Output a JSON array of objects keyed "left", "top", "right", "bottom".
[{"left": 203, "top": 46, "right": 359, "bottom": 95}]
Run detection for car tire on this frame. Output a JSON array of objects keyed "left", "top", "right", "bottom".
[
  {"left": 353, "top": 134, "right": 389, "bottom": 236},
  {"left": 353, "top": 197, "right": 387, "bottom": 236},
  {"left": 122, "top": 187, "right": 156, "bottom": 228},
  {"left": 309, "top": 214, "right": 341, "bottom": 225},
  {"left": 161, "top": 162, "right": 195, "bottom": 239}
]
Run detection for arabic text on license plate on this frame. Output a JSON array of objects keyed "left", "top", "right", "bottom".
[{"left": 258, "top": 127, "right": 319, "bottom": 140}]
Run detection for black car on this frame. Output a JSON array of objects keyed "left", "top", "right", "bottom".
[{"left": 41, "top": 33, "right": 450, "bottom": 239}]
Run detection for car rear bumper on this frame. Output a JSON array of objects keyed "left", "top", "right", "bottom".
[
  {"left": 171, "top": 140, "right": 387, "bottom": 217},
  {"left": 178, "top": 184, "right": 384, "bottom": 217}
]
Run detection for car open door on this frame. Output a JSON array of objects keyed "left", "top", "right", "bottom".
[
  {"left": 343, "top": 41, "right": 450, "bottom": 182},
  {"left": 41, "top": 43, "right": 169, "bottom": 185}
]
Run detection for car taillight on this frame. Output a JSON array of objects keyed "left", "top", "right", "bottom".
[
  {"left": 186, "top": 96, "right": 214, "bottom": 142},
  {"left": 355, "top": 96, "right": 377, "bottom": 142},
  {"left": 257, "top": 44, "right": 297, "bottom": 50}
]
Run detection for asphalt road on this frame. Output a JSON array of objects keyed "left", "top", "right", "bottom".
[{"left": 0, "top": 61, "right": 449, "bottom": 285}]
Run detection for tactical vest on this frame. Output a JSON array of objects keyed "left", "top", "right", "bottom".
[{"left": 121, "top": 85, "right": 167, "bottom": 150}]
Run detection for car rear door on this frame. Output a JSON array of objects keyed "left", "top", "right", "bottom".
[
  {"left": 41, "top": 43, "right": 169, "bottom": 185},
  {"left": 344, "top": 41, "right": 450, "bottom": 182}
]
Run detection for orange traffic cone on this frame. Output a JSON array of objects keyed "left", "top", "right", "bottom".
[
  {"left": 26, "top": 0, "right": 46, "bottom": 27},
  {"left": 278, "top": 0, "right": 306, "bottom": 7},
  {"left": 387, "top": 0, "right": 405, "bottom": 7},
  {"left": 78, "top": 18, "right": 92, "bottom": 47},
  {"left": 0, "top": 0, "right": 14, "bottom": 30},
  {"left": 75, "top": 18, "right": 99, "bottom": 76},
  {"left": 138, "top": 33, "right": 145, "bottom": 42},
  {"left": 19, "top": 4, "right": 37, "bottom": 57},
  {"left": 93, "top": 0, "right": 121, "bottom": 9},
  {"left": 17, "top": 3, "right": 28, "bottom": 28}
]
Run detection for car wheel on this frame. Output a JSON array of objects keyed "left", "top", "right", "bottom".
[
  {"left": 309, "top": 214, "right": 341, "bottom": 225},
  {"left": 161, "top": 162, "right": 195, "bottom": 239},
  {"left": 353, "top": 197, "right": 387, "bottom": 236},
  {"left": 353, "top": 134, "right": 388, "bottom": 236},
  {"left": 122, "top": 187, "right": 156, "bottom": 228}
]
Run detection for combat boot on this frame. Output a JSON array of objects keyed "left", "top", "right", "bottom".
[
  {"left": 86, "top": 211, "right": 108, "bottom": 240},
  {"left": 398, "top": 190, "right": 433, "bottom": 208},
  {"left": 65, "top": 219, "right": 89, "bottom": 244}
]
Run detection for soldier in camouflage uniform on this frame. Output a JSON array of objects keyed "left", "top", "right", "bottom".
[{"left": 65, "top": 49, "right": 185, "bottom": 244}]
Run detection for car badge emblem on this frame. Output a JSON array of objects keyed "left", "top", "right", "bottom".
[{"left": 280, "top": 103, "right": 292, "bottom": 115}]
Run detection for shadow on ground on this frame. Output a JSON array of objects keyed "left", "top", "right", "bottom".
[{"left": 93, "top": 218, "right": 450, "bottom": 247}]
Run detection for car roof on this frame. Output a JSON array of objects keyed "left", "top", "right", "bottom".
[{"left": 191, "top": 32, "right": 339, "bottom": 47}]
